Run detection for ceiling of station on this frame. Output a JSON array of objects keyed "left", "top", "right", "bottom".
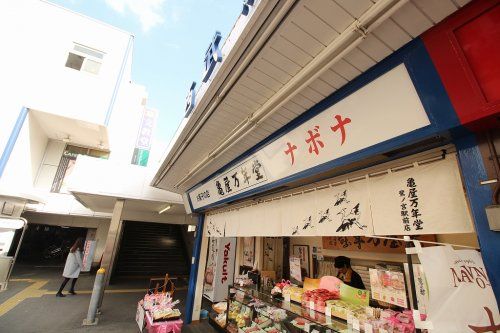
[{"left": 155, "top": 0, "right": 470, "bottom": 194}]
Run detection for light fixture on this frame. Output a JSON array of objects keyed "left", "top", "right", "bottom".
[{"left": 158, "top": 205, "right": 172, "bottom": 214}]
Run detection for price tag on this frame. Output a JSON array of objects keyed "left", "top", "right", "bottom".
[
  {"left": 364, "top": 323, "right": 374, "bottom": 333},
  {"left": 311, "top": 330, "right": 319, "bottom": 333},
  {"left": 353, "top": 318, "right": 360, "bottom": 331},
  {"left": 380, "top": 329, "right": 388, "bottom": 333},
  {"left": 309, "top": 301, "right": 315, "bottom": 310},
  {"left": 365, "top": 307, "right": 374, "bottom": 317},
  {"left": 284, "top": 294, "right": 291, "bottom": 303},
  {"left": 325, "top": 315, "right": 332, "bottom": 325},
  {"left": 304, "top": 322, "right": 311, "bottom": 333},
  {"left": 347, "top": 312, "right": 354, "bottom": 325},
  {"left": 325, "top": 306, "right": 332, "bottom": 318}
]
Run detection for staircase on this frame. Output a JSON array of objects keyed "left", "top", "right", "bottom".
[{"left": 113, "top": 221, "right": 190, "bottom": 278}]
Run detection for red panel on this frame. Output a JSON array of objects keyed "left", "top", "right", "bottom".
[
  {"left": 422, "top": 0, "right": 500, "bottom": 131},
  {"left": 455, "top": 6, "right": 500, "bottom": 103}
]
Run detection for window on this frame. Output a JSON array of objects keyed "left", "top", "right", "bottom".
[
  {"left": 65, "top": 43, "right": 104, "bottom": 75},
  {"left": 51, "top": 145, "right": 109, "bottom": 193}
]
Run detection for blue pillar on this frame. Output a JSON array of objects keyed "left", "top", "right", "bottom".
[
  {"left": 454, "top": 133, "right": 500, "bottom": 305},
  {"left": 0, "top": 107, "right": 29, "bottom": 178},
  {"left": 185, "top": 214, "right": 205, "bottom": 324}
]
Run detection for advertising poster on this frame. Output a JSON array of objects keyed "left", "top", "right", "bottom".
[
  {"left": 369, "top": 269, "right": 407, "bottom": 308},
  {"left": 81, "top": 240, "right": 96, "bottom": 272},
  {"left": 403, "top": 263, "right": 429, "bottom": 315},
  {"left": 418, "top": 246, "right": 499, "bottom": 332},
  {"left": 292, "top": 245, "right": 309, "bottom": 276},
  {"left": 340, "top": 283, "right": 370, "bottom": 306},
  {"left": 290, "top": 257, "right": 302, "bottom": 283},
  {"left": 242, "top": 237, "right": 255, "bottom": 267},
  {"left": 203, "top": 237, "right": 236, "bottom": 302}
]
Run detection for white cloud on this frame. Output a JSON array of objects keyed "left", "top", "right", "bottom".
[{"left": 105, "top": 0, "right": 167, "bottom": 32}]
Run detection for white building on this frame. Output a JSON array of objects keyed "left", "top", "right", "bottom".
[{"left": 0, "top": 0, "right": 194, "bottom": 275}]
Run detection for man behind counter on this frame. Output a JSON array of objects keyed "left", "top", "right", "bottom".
[{"left": 334, "top": 256, "right": 366, "bottom": 290}]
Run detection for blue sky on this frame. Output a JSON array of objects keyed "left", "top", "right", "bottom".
[{"left": 52, "top": 0, "right": 243, "bottom": 144}]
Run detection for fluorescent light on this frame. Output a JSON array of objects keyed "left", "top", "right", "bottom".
[{"left": 158, "top": 205, "right": 172, "bottom": 214}]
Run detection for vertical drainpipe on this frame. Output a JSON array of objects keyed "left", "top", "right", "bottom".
[
  {"left": 185, "top": 214, "right": 205, "bottom": 324},
  {"left": 0, "top": 107, "right": 29, "bottom": 178},
  {"left": 104, "top": 35, "right": 134, "bottom": 126},
  {"left": 454, "top": 133, "right": 500, "bottom": 305}
]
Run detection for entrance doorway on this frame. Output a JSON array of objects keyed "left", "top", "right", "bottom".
[{"left": 16, "top": 223, "right": 87, "bottom": 266}]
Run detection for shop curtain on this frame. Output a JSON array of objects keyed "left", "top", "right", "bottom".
[{"left": 206, "top": 155, "right": 473, "bottom": 237}]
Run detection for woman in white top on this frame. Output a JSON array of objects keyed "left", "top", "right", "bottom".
[{"left": 56, "top": 237, "right": 84, "bottom": 297}]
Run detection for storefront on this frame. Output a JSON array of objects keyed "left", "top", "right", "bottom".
[{"left": 152, "top": 0, "right": 499, "bottom": 332}]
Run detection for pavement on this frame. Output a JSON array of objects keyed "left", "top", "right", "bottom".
[{"left": 0, "top": 264, "right": 215, "bottom": 333}]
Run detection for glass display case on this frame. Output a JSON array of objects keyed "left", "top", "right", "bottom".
[{"left": 226, "top": 285, "right": 348, "bottom": 333}]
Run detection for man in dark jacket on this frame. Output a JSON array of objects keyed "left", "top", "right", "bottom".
[{"left": 334, "top": 256, "right": 365, "bottom": 290}]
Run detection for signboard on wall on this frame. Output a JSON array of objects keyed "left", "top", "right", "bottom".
[
  {"left": 322, "top": 235, "right": 436, "bottom": 253},
  {"left": 189, "top": 64, "right": 431, "bottom": 210},
  {"left": 203, "top": 237, "right": 236, "bottom": 302},
  {"left": 418, "top": 246, "right": 499, "bottom": 332},
  {"left": 131, "top": 108, "right": 157, "bottom": 167}
]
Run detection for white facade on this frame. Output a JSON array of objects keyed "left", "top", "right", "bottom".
[{"left": 0, "top": 1, "right": 190, "bottom": 264}]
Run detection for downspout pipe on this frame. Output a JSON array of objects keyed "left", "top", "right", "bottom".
[
  {"left": 185, "top": 214, "right": 205, "bottom": 324},
  {"left": 104, "top": 35, "right": 134, "bottom": 126},
  {"left": 0, "top": 107, "right": 29, "bottom": 178}
]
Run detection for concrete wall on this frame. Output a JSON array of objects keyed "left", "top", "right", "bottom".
[
  {"left": 1, "top": 114, "right": 49, "bottom": 190},
  {"left": 0, "top": 0, "right": 131, "bottom": 135},
  {"left": 34, "top": 140, "right": 65, "bottom": 190}
]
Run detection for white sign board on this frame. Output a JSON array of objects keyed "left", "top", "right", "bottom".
[
  {"left": 205, "top": 156, "right": 472, "bottom": 238},
  {"left": 189, "top": 64, "right": 430, "bottom": 210},
  {"left": 203, "top": 237, "right": 236, "bottom": 302},
  {"left": 418, "top": 246, "right": 499, "bottom": 332}
]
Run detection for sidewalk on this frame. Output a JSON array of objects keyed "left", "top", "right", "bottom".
[{"left": 0, "top": 265, "right": 214, "bottom": 333}]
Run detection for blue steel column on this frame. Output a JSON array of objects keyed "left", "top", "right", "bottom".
[
  {"left": 454, "top": 133, "right": 500, "bottom": 305},
  {"left": 185, "top": 214, "right": 205, "bottom": 324},
  {"left": 0, "top": 107, "right": 29, "bottom": 178}
]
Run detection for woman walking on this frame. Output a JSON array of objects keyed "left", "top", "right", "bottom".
[{"left": 56, "top": 237, "right": 84, "bottom": 297}]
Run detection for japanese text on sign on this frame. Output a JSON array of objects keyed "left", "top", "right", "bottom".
[
  {"left": 399, "top": 178, "right": 424, "bottom": 231},
  {"left": 322, "top": 235, "right": 436, "bottom": 253},
  {"left": 284, "top": 114, "right": 351, "bottom": 165},
  {"left": 193, "top": 155, "right": 267, "bottom": 203},
  {"left": 214, "top": 157, "right": 266, "bottom": 198}
]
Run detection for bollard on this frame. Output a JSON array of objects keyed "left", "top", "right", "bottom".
[{"left": 82, "top": 268, "right": 105, "bottom": 326}]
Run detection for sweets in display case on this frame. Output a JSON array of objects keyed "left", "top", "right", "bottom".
[
  {"left": 301, "top": 288, "right": 340, "bottom": 313},
  {"left": 281, "top": 285, "right": 304, "bottom": 303}
]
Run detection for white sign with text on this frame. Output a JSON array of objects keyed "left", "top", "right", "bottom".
[
  {"left": 418, "top": 246, "right": 499, "bottom": 332},
  {"left": 189, "top": 64, "right": 430, "bottom": 210}
]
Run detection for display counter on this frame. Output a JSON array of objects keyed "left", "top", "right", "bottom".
[{"left": 226, "top": 285, "right": 348, "bottom": 333}]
